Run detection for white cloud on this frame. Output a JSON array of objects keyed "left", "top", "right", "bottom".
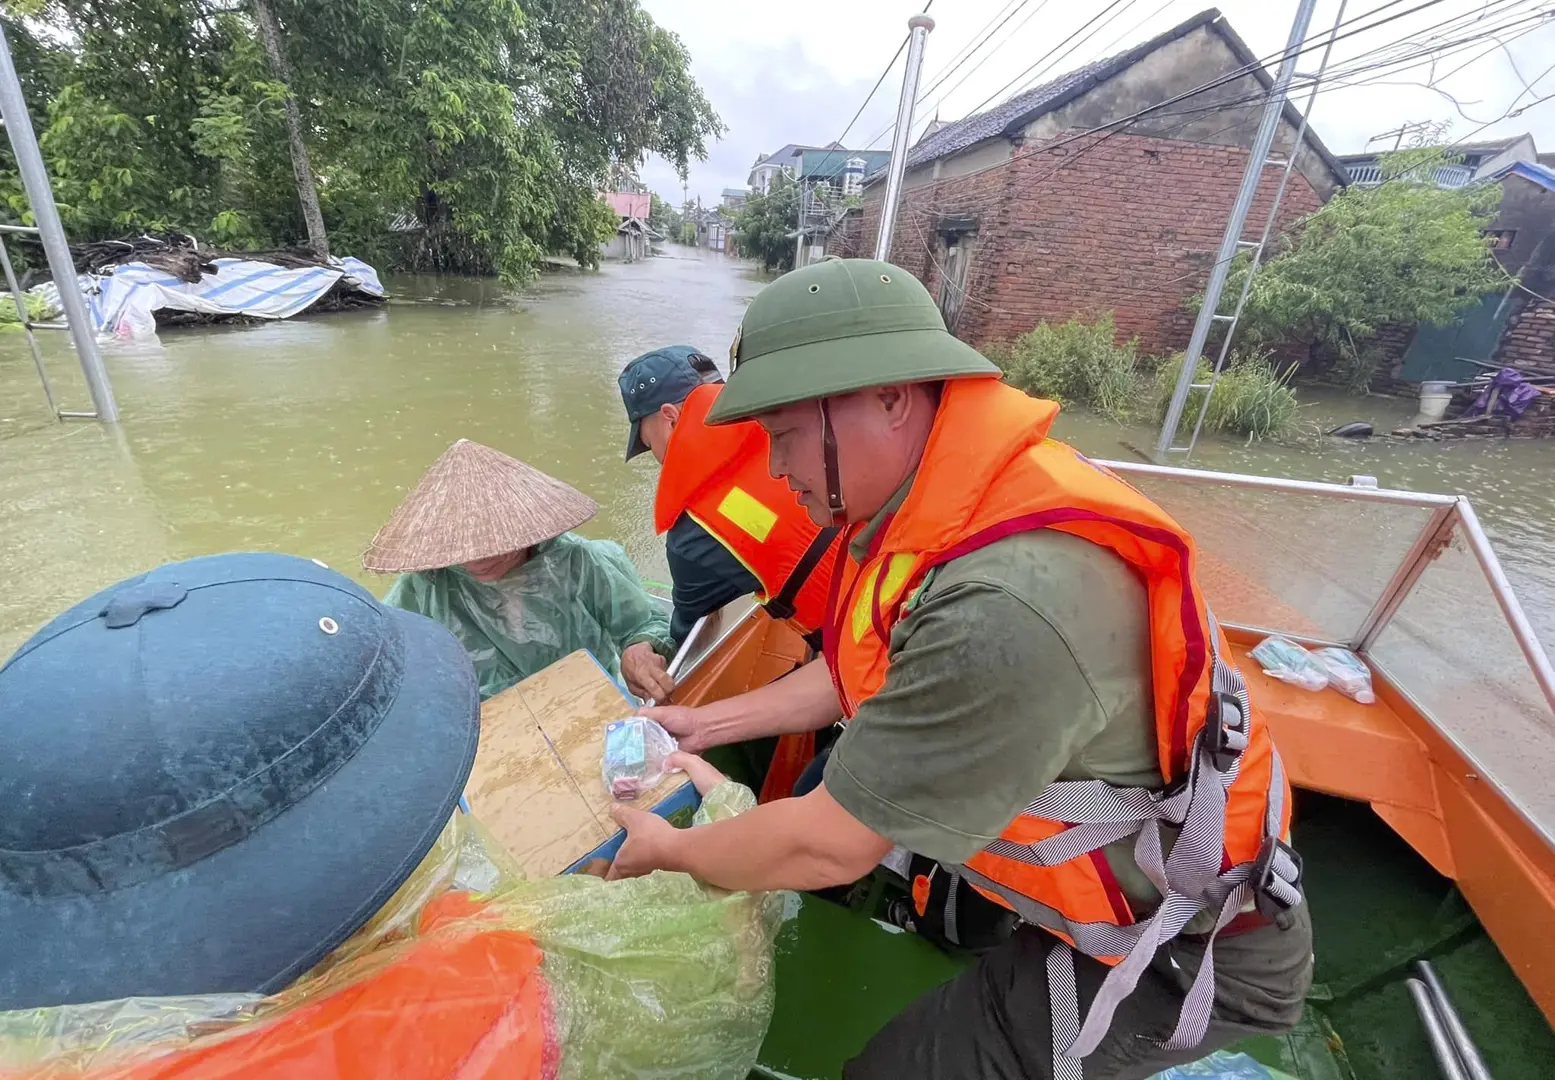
[{"left": 640, "top": 0, "right": 1555, "bottom": 205}]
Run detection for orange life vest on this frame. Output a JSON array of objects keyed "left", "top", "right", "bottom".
[
  {"left": 822, "top": 377, "right": 1298, "bottom": 1061},
  {"left": 657, "top": 383, "right": 843, "bottom": 803},
  {"left": 655, "top": 383, "right": 840, "bottom": 635},
  {"left": 36, "top": 894, "right": 554, "bottom": 1080}
]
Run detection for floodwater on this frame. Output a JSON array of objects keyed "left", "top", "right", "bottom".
[{"left": 2, "top": 246, "right": 1553, "bottom": 820}]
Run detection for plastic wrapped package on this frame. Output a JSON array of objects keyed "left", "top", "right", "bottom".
[
  {"left": 602, "top": 716, "right": 678, "bottom": 799},
  {"left": 382, "top": 533, "right": 674, "bottom": 700},
  {"left": 1310, "top": 647, "right": 1376, "bottom": 704},
  {"left": 1249, "top": 635, "right": 1329, "bottom": 693},
  {"left": 1151, "top": 1050, "right": 1298, "bottom": 1079},
  {"left": 0, "top": 781, "right": 784, "bottom": 1080}
]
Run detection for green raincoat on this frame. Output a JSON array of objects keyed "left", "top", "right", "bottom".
[{"left": 383, "top": 533, "right": 674, "bottom": 699}]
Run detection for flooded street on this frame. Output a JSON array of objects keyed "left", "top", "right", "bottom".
[{"left": 2, "top": 247, "right": 1552, "bottom": 665}]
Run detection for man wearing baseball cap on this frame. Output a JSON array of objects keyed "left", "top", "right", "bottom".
[
  {"left": 620, "top": 344, "right": 843, "bottom": 801},
  {"left": 610, "top": 259, "right": 1312, "bottom": 1078}
]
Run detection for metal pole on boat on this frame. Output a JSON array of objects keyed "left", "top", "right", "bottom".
[
  {"left": 874, "top": 14, "right": 935, "bottom": 262},
  {"left": 1152, "top": 0, "right": 1317, "bottom": 461},
  {"left": 1417, "top": 961, "right": 1495, "bottom": 1080},
  {"left": 0, "top": 21, "right": 118, "bottom": 422},
  {"left": 1407, "top": 978, "right": 1471, "bottom": 1080}
]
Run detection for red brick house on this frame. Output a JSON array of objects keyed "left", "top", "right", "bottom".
[{"left": 837, "top": 9, "right": 1348, "bottom": 356}]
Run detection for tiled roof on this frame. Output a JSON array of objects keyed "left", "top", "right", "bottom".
[{"left": 897, "top": 8, "right": 1345, "bottom": 185}]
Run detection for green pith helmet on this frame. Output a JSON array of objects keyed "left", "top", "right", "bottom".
[{"left": 705, "top": 257, "right": 1000, "bottom": 426}]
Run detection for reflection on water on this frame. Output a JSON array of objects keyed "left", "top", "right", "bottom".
[{"left": 1, "top": 250, "right": 1551, "bottom": 673}]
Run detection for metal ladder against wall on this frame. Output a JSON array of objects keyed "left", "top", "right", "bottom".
[
  {"left": 1156, "top": 0, "right": 1347, "bottom": 460},
  {"left": 0, "top": 222, "right": 94, "bottom": 420}
]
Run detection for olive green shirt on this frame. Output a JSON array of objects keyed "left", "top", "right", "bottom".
[{"left": 823, "top": 480, "right": 1165, "bottom": 912}]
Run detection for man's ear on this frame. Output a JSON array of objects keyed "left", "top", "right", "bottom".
[
  {"left": 876, "top": 383, "right": 917, "bottom": 429},
  {"left": 661, "top": 402, "right": 682, "bottom": 428}
]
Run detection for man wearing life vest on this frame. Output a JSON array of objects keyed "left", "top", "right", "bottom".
[
  {"left": 621, "top": 345, "right": 843, "bottom": 800},
  {"left": 609, "top": 259, "right": 1313, "bottom": 1078}
]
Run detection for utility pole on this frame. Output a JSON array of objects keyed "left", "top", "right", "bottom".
[
  {"left": 875, "top": 13, "right": 935, "bottom": 261},
  {"left": 1153, "top": 0, "right": 1318, "bottom": 461},
  {"left": 0, "top": 21, "right": 118, "bottom": 422}
]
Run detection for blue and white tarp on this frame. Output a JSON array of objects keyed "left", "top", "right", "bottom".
[{"left": 38, "top": 256, "right": 384, "bottom": 344}]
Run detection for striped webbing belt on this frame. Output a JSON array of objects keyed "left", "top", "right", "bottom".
[{"left": 955, "top": 613, "right": 1303, "bottom": 1079}]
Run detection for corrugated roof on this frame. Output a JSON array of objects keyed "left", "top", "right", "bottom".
[
  {"left": 1491, "top": 160, "right": 1555, "bottom": 192},
  {"left": 800, "top": 149, "right": 892, "bottom": 179},
  {"left": 721, "top": 187, "right": 748, "bottom": 198},
  {"left": 897, "top": 8, "right": 1345, "bottom": 185}
]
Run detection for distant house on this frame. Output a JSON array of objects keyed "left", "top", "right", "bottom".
[
  {"left": 600, "top": 192, "right": 657, "bottom": 262},
  {"left": 838, "top": 8, "right": 1346, "bottom": 351},
  {"left": 720, "top": 187, "right": 748, "bottom": 210},
  {"left": 791, "top": 149, "right": 893, "bottom": 265},
  {"left": 1338, "top": 134, "right": 1539, "bottom": 189},
  {"left": 748, "top": 142, "right": 846, "bottom": 194},
  {"left": 602, "top": 191, "right": 652, "bottom": 220},
  {"left": 1397, "top": 156, "right": 1555, "bottom": 382},
  {"left": 696, "top": 208, "right": 732, "bottom": 253}
]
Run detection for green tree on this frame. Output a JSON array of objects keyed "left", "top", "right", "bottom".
[
  {"left": 0, "top": 0, "right": 723, "bottom": 283},
  {"left": 731, "top": 175, "right": 796, "bottom": 272},
  {"left": 1222, "top": 150, "right": 1505, "bottom": 384}
]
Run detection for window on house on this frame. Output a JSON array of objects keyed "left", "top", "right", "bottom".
[{"left": 1485, "top": 229, "right": 1517, "bottom": 250}]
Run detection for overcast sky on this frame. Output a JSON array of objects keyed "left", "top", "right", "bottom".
[{"left": 637, "top": 0, "right": 1555, "bottom": 207}]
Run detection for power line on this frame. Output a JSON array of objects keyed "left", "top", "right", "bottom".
[
  {"left": 963, "top": 0, "right": 1143, "bottom": 119},
  {"left": 833, "top": 1, "right": 937, "bottom": 149},
  {"left": 896, "top": 0, "right": 1555, "bottom": 323},
  {"left": 894, "top": 0, "right": 1526, "bottom": 202}
]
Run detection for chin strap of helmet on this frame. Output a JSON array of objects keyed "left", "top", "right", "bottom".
[{"left": 819, "top": 398, "right": 847, "bottom": 525}]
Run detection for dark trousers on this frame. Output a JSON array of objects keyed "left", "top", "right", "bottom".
[{"left": 845, "top": 904, "right": 1313, "bottom": 1080}]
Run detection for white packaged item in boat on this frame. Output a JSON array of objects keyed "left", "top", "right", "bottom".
[
  {"left": 1311, "top": 647, "right": 1376, "bottom": 704},
  {"left": 601, "top": 715, "right": 678, "bottom": 800},
  {"left": 1250, "top": 635, "right": 1329, "bottom": 693}
]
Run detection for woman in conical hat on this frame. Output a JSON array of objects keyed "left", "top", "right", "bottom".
[{"left": 364, "top": 439, "right": 675, "bottom": 701}]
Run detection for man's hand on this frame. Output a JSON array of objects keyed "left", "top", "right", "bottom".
[
  {"left": 607, "top": 803, "right": 682, "bottom": 880},
  {"left": 668, "top": 750, "right": 726, "bottom": 794},
  {"left": 621, "top": 642, "right": 674, "bottom": 702},
  {"left": 642, "top": 705, "right": 712, "bottom": 753}
]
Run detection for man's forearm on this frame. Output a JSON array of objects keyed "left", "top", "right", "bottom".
[
  {"left": 698, "top": 658, "right": 842, "bottom": 747},
  {"left": 661, "top": 791, "right": 887, "bottom": 892}
]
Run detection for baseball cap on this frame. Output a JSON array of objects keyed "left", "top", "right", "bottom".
[{"left": 618, "top": 345, "right": 723, "bottom": 460}]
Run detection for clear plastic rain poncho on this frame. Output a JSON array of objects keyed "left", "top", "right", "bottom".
[
  {"left": 0, "top": 781, "right": 786, "bottom": 1080},
  {"left": 383, "top": 533, "right": 674, "bottom": 699}
]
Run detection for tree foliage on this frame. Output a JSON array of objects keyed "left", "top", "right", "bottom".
[
  {"left": 0, "top": 0, "right": 722, "bottom": 282},
  {"left": 731, "top": 175, "right": 796, "bottom": 272},
  {"left": 1226, "top": 151, "right": 1505, "bottom": 359}
]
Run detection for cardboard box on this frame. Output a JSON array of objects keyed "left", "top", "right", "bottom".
[{"left": 464, "top": 650, "right": 692, "bottom": 876}]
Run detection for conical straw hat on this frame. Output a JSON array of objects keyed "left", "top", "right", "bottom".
[{"left": 363, "top": 440, "right": 598, "bottom": 573}]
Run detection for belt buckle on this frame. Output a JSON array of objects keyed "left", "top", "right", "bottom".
[
  {"left": 1252, "top": 835, "right": 1303, "bottom": 927},
  {"left": 1203, "top": 691, "right": 1246, "bottom": 772}
]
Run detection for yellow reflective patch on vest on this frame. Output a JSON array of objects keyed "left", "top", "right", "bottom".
[
  {"left": 716, "top": 486, "right": 779, "bottom": 543},
  {"left": 851, "top": 561, "right": 884, "bottom": 643},
  {"left": 879, "top": 553, "right": 917, "bottom": 609}
]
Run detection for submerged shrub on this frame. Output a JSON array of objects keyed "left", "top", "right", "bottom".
[
  {"left": 985, "top": 314, "right": 1139, "bottom": 421},
  {"left": 1154, "top": 348, "right": 1300, "bottom": 441}
]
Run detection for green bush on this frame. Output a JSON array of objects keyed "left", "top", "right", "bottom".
[
  {"left": 0, "top": 291, "right": 58, "bottom": 330},
  {"left": 1153, "top": 349, "right": 1300, "bottom": 441},
  {"left": 986, "top": 314, "right": 1139, "bottom": 421}
]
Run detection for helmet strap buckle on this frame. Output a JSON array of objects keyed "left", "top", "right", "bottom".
[{"left": 819, "top": 399, "right": 847, "bottom": 525}]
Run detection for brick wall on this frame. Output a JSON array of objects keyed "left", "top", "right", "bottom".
[
  {"left": 864, "top": 131, "right": 1325, "bottom": 356},
  {"left": 1497, "top": 298, "right": 1555, "bottom": 377},
  {"left": 824, "top": 208, "right": 865, "bottom": 260}
]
